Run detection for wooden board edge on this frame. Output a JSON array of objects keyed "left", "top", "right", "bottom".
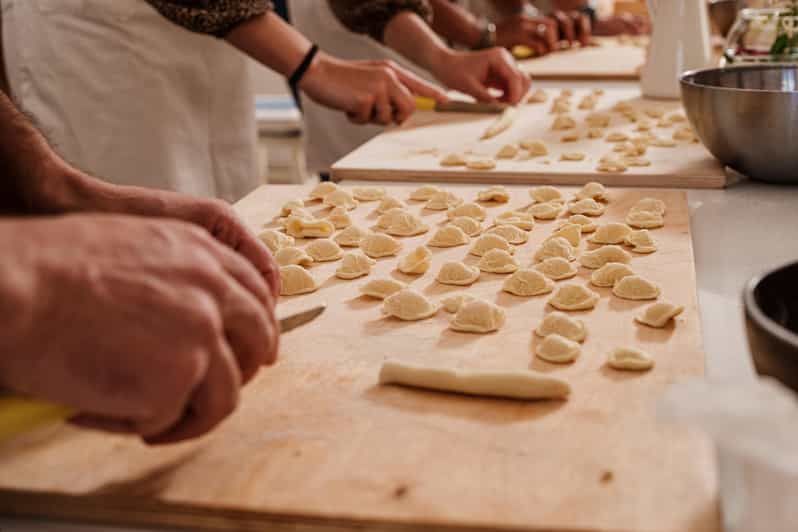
[
  {"left": 330, "top": 168, "right": 729, "bottom": 189},
  {"left": 521, "top": 72, "right": 640, "bottom": 81},
  {"left": 0, "top": 490, "right": 607, "bottom": 532}
]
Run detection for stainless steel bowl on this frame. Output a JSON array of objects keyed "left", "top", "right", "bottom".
[
  {"left": 680, "top": 65, "right": 798, "bottom": 184},
  {"left": 744, "top": 261, "right": 798, "bottom": 392}
]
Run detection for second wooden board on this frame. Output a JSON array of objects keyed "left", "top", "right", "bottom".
[
  {"left": 332, "top": 87, "right": 728, "bottom": 189},
  {"left": 0, "top": 184, "right": 718, "bottom": 532},
  {"left": 517, "top": 37, "right": 646, "bottom": 80}
]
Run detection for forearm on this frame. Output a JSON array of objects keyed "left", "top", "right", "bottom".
[
  {"left": 383, "top": 11, "right": 450, "bottom": 74},
  {"left": 427, "top": 0, "right": 483, "bottom": 49},
  {"left": 225, "top": 11, "right": 310, "bottom": 77}
]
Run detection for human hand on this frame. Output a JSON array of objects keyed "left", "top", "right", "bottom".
[
  {"left": 495, "top": 15, "right": 559, "bottom": 56},
  {"left": 593, "top": 14, "right": 650, "bottom": 37},
  {"left": 429, "top": 47, "right": 531, "bottom": 104},
  {"left": 0, "top": 214, "right": 279, "bottom": 444},
  {"left": 551, "top": 10, "right": 593, "bottom": 47},
  {"left": 299, "top": 53, "right": 448, "bottom": 125}
]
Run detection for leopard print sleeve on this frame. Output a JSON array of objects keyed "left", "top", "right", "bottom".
[{"left": 145, "top": 0, "right": 273, "bottom": 37}]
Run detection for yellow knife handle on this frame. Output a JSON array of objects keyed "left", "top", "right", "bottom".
[
  {"left": 414, "top": 96, "right": 436, "bottom": 111},
  {"left": 0, "top": 397, "right": 74, "bottom": 441}
]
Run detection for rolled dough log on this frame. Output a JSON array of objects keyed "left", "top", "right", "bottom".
[{"left": 379, "top": 361, "right": 570, "bottom": 400}]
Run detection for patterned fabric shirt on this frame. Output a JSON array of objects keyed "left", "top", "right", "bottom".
[{"left": 145, "top": 0, "right": 273, "bottom": 37}]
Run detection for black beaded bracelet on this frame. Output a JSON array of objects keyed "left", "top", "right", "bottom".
[{"left": 289, "top": 44, "right": 319, "bottom": 88}]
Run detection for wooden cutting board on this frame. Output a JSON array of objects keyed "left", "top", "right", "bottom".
[
  {"left": 332, "top": 88, "right": 728, "bottom": 189},
  {"left": 518, "top": 37, "right": 647, "bottom": 80},
  {"left": 0, "top": 184, "right": 719, "bottom": 532}
]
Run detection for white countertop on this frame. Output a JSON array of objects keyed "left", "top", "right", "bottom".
[{"left": 4, "top": 82, "right": 798, "bottom": 532}]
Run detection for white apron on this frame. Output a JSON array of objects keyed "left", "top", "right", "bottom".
[
  {"left": 2, "top": 0, "right": 259, "bottom": 202},
  {"left": 289, "top": 0, "right": 434, "bottom": 175}
]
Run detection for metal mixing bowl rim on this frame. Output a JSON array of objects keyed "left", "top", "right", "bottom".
[
  {"left": 680, "top": 65, "right": 798, "bottom": 94},
  {"left": 743, "top": 260, "right": 798, "bottom": 349}
]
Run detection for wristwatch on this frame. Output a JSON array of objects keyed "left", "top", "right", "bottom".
[{"left": 474, "top": 18, "right": 497, "bottom": 50}]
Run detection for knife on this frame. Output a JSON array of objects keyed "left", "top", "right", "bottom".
[
  {"left": 0, "top": 304, "right": 326, "bottom": 441},
  {"left": 414, "top": 96, "right": 507, "bottom": 114}
]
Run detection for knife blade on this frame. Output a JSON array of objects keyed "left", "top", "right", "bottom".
[{"left": 0, "top": 305, "right": 326, "bottom": 441}]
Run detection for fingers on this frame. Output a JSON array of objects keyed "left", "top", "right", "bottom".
[
  {"left": 388, "top": 79, "right": 416, "bottom": 124},
  {"left": 145, "top": 338, "right": 241, "bottom": 445},
  {"left": 572, "top": 12, "right": 592, "bottom": 46},
  {"left": 488, "top": 49, "right": 528, "bottom": 104},
  {"left": 524, "top": 18, "right": 557, "bottom": 53},
  {"left": 347, "top": 93, "right": 374, "bottom": 125},
  {"left": 222, "top": 280, "right": 279, "bottom": 382},
  {"left": 392, "top": 65, "right": 448, "bottom": 104},
  {"left": 552, "top": 11, "right": 576, "bottom": 46},
  {"left": 374, "top": 87, "right": 393, "bottom": 126}
]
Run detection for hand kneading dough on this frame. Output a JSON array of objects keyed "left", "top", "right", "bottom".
[
  {"left": 327, "top": 207, "right": 352, "bottom": 229},
  {"left": 440, "top": 152, "right": 467, "bottom": 166},
  {"left": 280, "top": 265, "right": 319, "bottom": 296},
  {"left": 259, "top": 229, "right": 295, "bottom": 253},
  {"left": 548, "top": 223, "right": 582, "bottom": 247},
  {"left": 560, "top": 214, "right": 598, "bottom": 233},
  {"left": 275, "top": 246, "right": 313, "bottom": 267},
  {"left": 378, "top": 361, "right": 570, "bottom": 400},
  {"left": 382, "top": 289, "right": 439, "bottom": 321},
  {"left": 425, "top": 191, "right": 464, "bottom": 211},
  {"left": 535, "top": 311, "right": 586, "bottom": 342},
  {"left": 568, "top": 198, "right": 605, "bottom": 216},
  {"left": 437, "top": 261, "right": 480, "bottom": 286},
  {"left": 590, "top": 223, "right": 632, "bottom": 244},
  {"left": 360, "top": 278, "right": 406, "bottom": 299},
  {"left": 323, "top": 189, "right": 358, "bottom": 211},
  {"left": 527, "top": 201, "right": 562, "bottom": 220},
  {"left": 449, "top": 216, "right": 483, "bottom": 236},
  {"left": 336, "top": 252, "right": 377, "bottom": 279},
  {"left": 494, "top": 211, "right": 534, "bottom": 231},
  {"left": 580, "top": 245, "right": 632, "bottom": 269},
  {"left": 575, "top": 181, "right": 608, "bottom": 202},
  {"left": 440, "top": 294, "right": 475, "bottom": 314},
  {"left": 520, "top": 139, "right": 549, "bottom": 156},
  {"left": 625, "top": 229, "right": 658, "bottom": 253},
  {"left": 607, "top": 347, "right": 654, "bottom": 371},
  {"left": 280, "top": 199, "right": 306, "bottom": 217},
  {"left": 382, "top": 211, "right": 429, "bottom": 237},
  {"left": 635, "top": 301, "right": 685, "bottom": 327},
  {"left": 469, "top": 234, "right": 513, "bottom": 257},
  {"left": 447, "top": 202, "right": 487, "bottom": 221},
  {"left": 630, "top": 197, "right": 666, "bottom": 215},
  {"left": 626, "top": 209, "right": 664, "bottom": 229},
  {"left": 360, "top": 233, "right": 402, "bottom": 258},
  {"left": 409, "top": 184, "right": 443, "bottom": 201},
  {"left": 530, "top": 185, "right": 564, "bottom": 204},
  {"left": 478, "top": 249, "right": 520, "bottom": 273},
  {"left": 305, "top": 239, "right": 344, "bottom": 262},
  {"left": 590, "top": 262, "right": 635, "bottom": 287},
  {"left": 334, "top": 225, "right": 368, "bottom": 247},
  {"left": 450, "top": 299, "right": 506, "bottom": 333},
  {"left": 352, "top": 186, "right": 386, "bottom": 202},
  {"left": 612, "top": 275, "right": 660, "bottom": 300},
  {"left": 536, "top": 333, "right": 581, "bottom": 363},
  {"left": 502, "top": 269, "right": 554, "bottom": 296},
  {"left": 535, "top": 257, "right": 578, "bottom": 280},
  {"left": 398, "top": 246, "right": 432, "bottom": 275},
  {"left": 429, "top": 225, "right": 470, "bottom": 248},
  {"left": 285, "top": 216, "right": 335, "bottom": 238},
  {"left": 548, "top": 283, "right": 600, "bottom": 311},
  {"left": 308, "top": 182, "right": 339, "bottom": 200},
  {"left": 496, "top": 144, "right": 519, "bottom": 159},
  {"left": 486, "top": 224, "right": 528, "bottom": 244},
  {"left": 534, "top": 237, "right": 576, "bottom": 263},
  {"left": 376, "top": 196, "right": 407, "bottom": 214},
  {"left": 477, "top": 185, "right": 510, "bottom": 203}
]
